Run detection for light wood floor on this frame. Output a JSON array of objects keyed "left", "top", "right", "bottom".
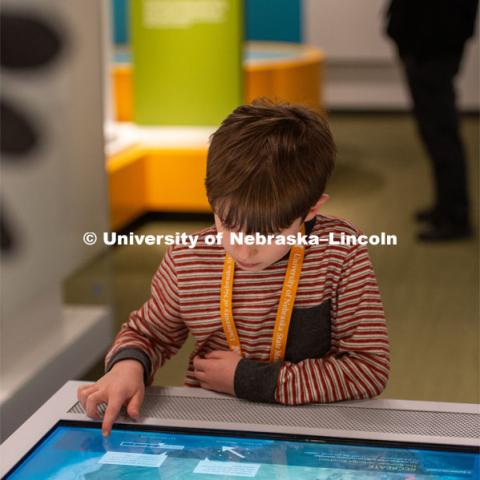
[{"left": 66, "top": 113, "right": 479, "bottom": 404}]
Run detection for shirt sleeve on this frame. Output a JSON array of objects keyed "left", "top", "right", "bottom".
[
  {"left": 234, "top": 243, "right": 390, "bottom": 404},
  {"left": 104, "top": 246, "right": 188, "bottom": 386}
]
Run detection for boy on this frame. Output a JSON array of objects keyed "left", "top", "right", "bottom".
[{"left": 78, "top": 100, "right": 390, "bottom": 436}]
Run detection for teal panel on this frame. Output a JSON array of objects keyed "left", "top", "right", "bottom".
[
  {"left": 112, "top": 0, "right": 129, "bottom": 45},
  {"left": 245, "top": 0, "right": 302, "bottom": 43}
]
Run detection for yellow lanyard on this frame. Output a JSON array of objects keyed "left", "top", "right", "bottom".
[{"left": 220, "top": 224, "right": 306, "bottom": 362}]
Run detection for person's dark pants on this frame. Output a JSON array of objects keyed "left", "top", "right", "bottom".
[{"left": 401, "top": 52, "right": 470, "bottom": 226}]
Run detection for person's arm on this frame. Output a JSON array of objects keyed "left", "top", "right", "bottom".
[
  {"left": 234, "top": 243, "right": 390, "bottom": 404},
  {"left": 104, "top": 246, "right": 188, "bottom": 386}
]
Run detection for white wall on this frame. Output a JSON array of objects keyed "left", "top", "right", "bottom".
[
  {"left": 1, "top": 0, "right": 111, "bottom": 439},
  {"left": 304, "top": 0, "right": 479, "bottom": 110},
  {"left": 1, "top": 0, "right": 108, "bottom": 320}
]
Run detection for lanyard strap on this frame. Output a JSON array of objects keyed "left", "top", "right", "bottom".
[{"left": 220, "top": 224, "right": 306, "bottom": 362}]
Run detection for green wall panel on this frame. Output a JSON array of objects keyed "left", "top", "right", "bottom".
[{"left": 132, "top": 0, "right": 243, "bottom": 125}]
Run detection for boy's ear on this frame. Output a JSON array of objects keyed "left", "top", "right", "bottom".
[{"left": 304, "top": 194, "right": 329, "bottom": 222}]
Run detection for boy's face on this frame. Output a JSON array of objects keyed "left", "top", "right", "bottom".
[
  {"left": 213, "top": 195, "right": 329, "bottom": 271},
  {"left": 214, "top": 214, "right": 305, "bottom": 272}
]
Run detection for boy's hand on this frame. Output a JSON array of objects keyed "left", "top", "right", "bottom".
[
  {"left": 77, "top": 359, "right": 145, "bottom": 437},
  {"left": 193, "top": 350, "right": 242, "bottom": 396}
]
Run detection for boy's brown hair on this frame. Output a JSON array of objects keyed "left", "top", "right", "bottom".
[{"left": 205, "top": 99, "right": 336, "bottom": 235}]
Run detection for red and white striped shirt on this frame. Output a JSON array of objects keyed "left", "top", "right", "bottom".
[{"left": 105, "top": 214, "right": 390, "bottom": 405}]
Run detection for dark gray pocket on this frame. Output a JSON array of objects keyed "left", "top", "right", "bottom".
[{"left": 284, "top": 299, "right": 331, "bottom": 363}]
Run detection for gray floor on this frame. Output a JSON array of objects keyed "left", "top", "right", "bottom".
[{"left": 65, "top": 113, "right": 479, "bottom": 404}]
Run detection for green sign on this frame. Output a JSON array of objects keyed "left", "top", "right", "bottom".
[{"left": 131, "top": 0, "right": 243, "bottom": 125}]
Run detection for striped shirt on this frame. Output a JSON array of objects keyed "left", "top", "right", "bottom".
[{"left": 105, "top": 214, "right": 390, "bottom": 405}]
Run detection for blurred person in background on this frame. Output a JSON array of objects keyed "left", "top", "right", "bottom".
[{"left": 386, "top": 0, "right": 478, "bottom": 241}]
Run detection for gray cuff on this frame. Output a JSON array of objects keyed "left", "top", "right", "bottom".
[
  {"left": 106, "top": 348, "right": 151, "bottom": 385},
  {"left": 234, "top": 358, "right": 282, "bottom": 403}
]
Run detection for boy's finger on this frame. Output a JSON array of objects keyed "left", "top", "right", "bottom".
[
  {"left": 77, "top": 384, "right": 94, "bottom": 396},
  {"left": 193, "top": 370, "right": 207, "bottom": 381},
  {"left": 102, "top": 397, "right": 123, "bottom": 437},
  {"left": 85, "top": 392, "right": 103, "bottom": 419},
  {"left": 126, "top": 390, "right": 144, "bottom": 420},
  {"left": 193, "top": 357, "right": 209, "bottom": 371},
  {"left": 78, "top": 385, "right": 97, "bottom": 405}
]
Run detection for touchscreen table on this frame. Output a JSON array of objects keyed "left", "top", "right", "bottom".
[
  {"left": 1, "top": 382, "right": 479, "bottom": 479},
  {"left": 6, "top": 421, "right": 479, "bottom": 479}
]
